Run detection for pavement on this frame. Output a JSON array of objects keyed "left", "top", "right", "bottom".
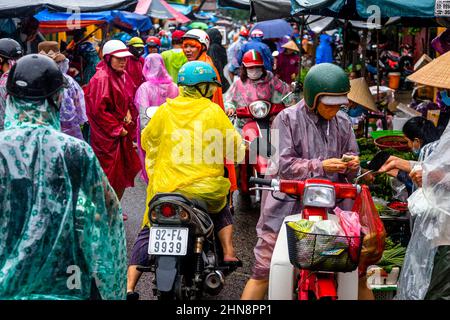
[{"left": 121, "top": 177, "right": 260, "bottom": 300}]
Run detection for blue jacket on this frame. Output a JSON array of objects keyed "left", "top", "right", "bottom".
[
  {"left": 315, "top": 34, "right": 333, "bottom": 65},
  {"left": 237, "top": 38, "right": 274, "bottom": 71}
]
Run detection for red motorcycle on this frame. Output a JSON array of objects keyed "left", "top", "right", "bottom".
[{"left": 235, "top": 100, "right": 285, "bottom": 206}]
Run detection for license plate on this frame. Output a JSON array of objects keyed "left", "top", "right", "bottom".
[{"left": 148, "top": 227, "right": 189, "bottom": 256}]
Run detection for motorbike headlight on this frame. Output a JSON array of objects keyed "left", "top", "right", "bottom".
[
  {"left": 249, "top": 101, "right": 270, "bottom": 119},
  {"left": 303, "top": 184, "right": 336, "bottom": 208}
]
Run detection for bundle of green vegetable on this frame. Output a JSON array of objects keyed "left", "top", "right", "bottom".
[{"left": 377, "top": 237, "right": 407, "bottom": 272}]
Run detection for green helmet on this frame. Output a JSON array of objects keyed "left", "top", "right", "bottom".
[{"left": 303, "top": 63, "right": 350, "bottom": 110}]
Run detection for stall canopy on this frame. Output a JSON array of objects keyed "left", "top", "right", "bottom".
[
  {"left": 134, "top": 0, "right": 191, "bottom": 24},
  {"left": 292, "top": 0, "right": 445, "bottom": 19},
  {"left": 169, "top": 3, "right": 192, "bottom": 16},
  {"left": 0, "top": 0, "right": 137, "bottom": 18},
  {"left": 217, "top": 0, "right": 251, "bottom": 10},
  {"left": 34, "top": 9, "right": 152, "bottom": 33},
  {"left": 250, "top": 0, "right": 292, "bottom": 21}
]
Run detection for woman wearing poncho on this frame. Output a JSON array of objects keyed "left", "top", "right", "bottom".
[
  {"left": 0, "top": 54, "right": 127, "bottom": 300},
  {"left": 84, "top": 40, "right": 141, "bottom": 201},
  {"left": 134, "top": 53, "right": 179, "bottom": 183}
]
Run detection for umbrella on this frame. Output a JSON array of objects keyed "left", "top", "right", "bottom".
[
  {"left": 189, "top": 22, "right": 209, "bottom": 30},
  {"left": 134, "top": 0, "right": 190, "bottom": 24},
  {"left": 251, "top": 19, "right": 293, "bottom": 39}
]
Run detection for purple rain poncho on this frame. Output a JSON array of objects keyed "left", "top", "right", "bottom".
[
  {"left": 251, "top": 100, "right": 359, "bottom": 280},
  {"left": 58, "top": 59, "right": 88, "bottom": 140},
  {"left": 134, "top": 54, "right": 179, "bottom": 183}
]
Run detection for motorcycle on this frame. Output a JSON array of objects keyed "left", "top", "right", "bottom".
[
  {"left": 235, "top": 100, "right": 285, "bottom": 207},
  {"left": 138, "top": 193, "right": 237, "bottom": 300},
  {"left": 250, "top": 152, "right": 388, "bottom": 300}
]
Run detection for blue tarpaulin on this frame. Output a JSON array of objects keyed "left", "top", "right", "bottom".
[
  {"left": 34, "top": 9, "right": 152, "bottom": 32},
  {"left": 292, "top": 0, "right": 440, "bottom": 18}
]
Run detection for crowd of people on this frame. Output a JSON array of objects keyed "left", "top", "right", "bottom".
[{"left": 0, "top": 18, "right": 449, "bottom": 301}]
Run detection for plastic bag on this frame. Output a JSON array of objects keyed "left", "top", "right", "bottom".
[
  {"left": 335, "top": 207, "right": 362, "bottom": 262},
  {"left": 311, "top": 220, "right": 345, "bottom": 236},
  {"left": 352, "top": 185, "right": 386, "bottom": 273}
]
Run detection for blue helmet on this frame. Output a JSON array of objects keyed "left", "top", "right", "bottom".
[{"left": 177, "top": 61, "right": 221, "bottom": 87}]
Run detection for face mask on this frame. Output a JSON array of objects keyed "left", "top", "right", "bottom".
[
  {"left": 412, "top": 140, "right": 421, "bottom": 156},
  {"left": 129, "top": 46, "right": 144, "bottom": 58},
  {"left": 247, "top": 68, "right": 263, "bottom": 80}
]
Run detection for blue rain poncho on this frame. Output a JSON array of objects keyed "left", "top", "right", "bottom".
[{"left": 0, "top": 94, "right": 127, "bottom": 300}]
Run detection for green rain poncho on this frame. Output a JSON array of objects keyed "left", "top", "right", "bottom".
[{"left": 0, "top": 94, "right": 127, "bottom": 300}]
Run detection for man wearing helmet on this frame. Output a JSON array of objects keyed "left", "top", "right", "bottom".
[
  {"left": 145, "top": 36, "right": 161, "bottom": 56},
  {"left": 241, "top": 63, "right": 360, "bottom": 299},
  {"left": 182, "top": 29, "right": 238, "bottom": 211},
  {"left": 237, "top": 29, "right": 274, "bottom": 72},
  {"left": 0, "top": 38, "right": 23, "bottom": 131},
  {"left": 0, "top": 54, "right": 127, "bottom": 299},
  {"left": 126, "top": 61, "right": 245, "bottom": 299},
  {"left": 126, "top": 37, "right": 146, "bottom": 88}
]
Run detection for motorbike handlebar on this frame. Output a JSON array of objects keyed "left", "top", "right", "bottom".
[{"left": 249, "top": 177, "right": 273, "bottom": 186}]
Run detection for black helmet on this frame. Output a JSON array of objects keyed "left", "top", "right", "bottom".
[
  {"left": 6, "top": 54, "right": 67, "bottom": 100},
  {"left": 0, "top": 38, "right": 23, "bottom": 60}
]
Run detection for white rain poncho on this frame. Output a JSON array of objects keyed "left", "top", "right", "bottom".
[
  {"left": 0, "top": 94, "right": 127, "bottom": 300},
  {"left": 395, "top": 122, "right": 450, "bottom": 300}
]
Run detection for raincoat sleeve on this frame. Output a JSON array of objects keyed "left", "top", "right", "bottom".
[
  {"left": 85, "top": 76, "right": 124, "bottom": 138},
  {"left": 81, "top": 152, "right": 127, "bottom": 300},
  {"left": 275, "top": 112, "right": 325, "bottom": 179},
  {"left": 224, "top": 81, "right": 238, "bottom": 112},
  {"left": 270, "top": 75, "right": 291, "bottom": 104},
  {"left": 217, "top": 108, "right": 245, "bottom": 164}
]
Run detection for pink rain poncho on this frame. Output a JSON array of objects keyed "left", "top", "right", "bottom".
[
  {"left": 134, "top": 54, "right": 179, "bottom": 183},
  {"left": 251, "top": 100, "right": 359, "bottom": 280},
  {"left": 224, "top": 71, "right": 290, "bottom": 111}
]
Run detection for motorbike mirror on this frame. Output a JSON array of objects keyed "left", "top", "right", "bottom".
[{"left": 367, "top": 150, "right": 391, "bottom": 172}]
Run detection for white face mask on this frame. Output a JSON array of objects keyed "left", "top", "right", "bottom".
[{"left": 247, "top": 68, "right": 263, "bottom": 80}]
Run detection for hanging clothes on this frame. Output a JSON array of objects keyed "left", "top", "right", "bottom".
[
  {"left": 0, "top": 95, "right": 127, "bottom": 300},
  {"left": 84, "top": 60, "right": 141, "bottom": 194}
]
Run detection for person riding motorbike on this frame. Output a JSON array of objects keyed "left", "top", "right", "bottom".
[
  {"left": 126, "top": 61, "right": 246, "bottom": 300},
  {"left": 227, "top": 28, "right": 249, "bottom": 80},
  {"left": 126, "top": 37, "right": 146, "bottom": 88},
  {"left": 241, "top": 63, "right": 360, "bottom": 300},
  {"left": 224, "top": 49, "right": 292, "bottom": 127},
  {"left": 145, "top": 36, "right": 161, "bottom": 56},
  {"left": 237, "top": 29, "right": 273, "bottom": 72},
  {"left": 0, "top": 38, "right": 23, "bottom": 131},
  {"left": 0, "top": 54, "right": 127, "bottom": 300}
]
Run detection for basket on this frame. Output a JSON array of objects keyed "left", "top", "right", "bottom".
[
  {"left": 374, "top": 135, "right": 410, "bottom": 151},
  {"left": 286, "top": 223, "right": 364, "bottom": 272},
  {"left": 369, "top": 130, "right": 404, "bottom": 140}
]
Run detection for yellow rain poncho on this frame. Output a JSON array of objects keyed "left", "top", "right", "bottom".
[{"left": 141, "top": 91, "right": 245, "bottom": 228}]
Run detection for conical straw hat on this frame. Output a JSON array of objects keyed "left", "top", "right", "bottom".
[
  {"left": 348, "top": 77, "right": 379, "bottom": 113},
  {"left": 408, "top": 51, "right": 450, "bottom": 89},
  {"left": 282, "top": 40, "right": 300, "bottom": 52}
]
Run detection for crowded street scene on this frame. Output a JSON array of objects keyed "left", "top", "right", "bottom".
[{"left": 1, "top": 0, "right": 450, "bottom": 303}]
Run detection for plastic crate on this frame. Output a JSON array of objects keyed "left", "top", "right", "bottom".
[
  {"left": 286, "top": 223, "right": 363, "bottom": 272},
  {"left": 369, "top": 130, "right": 404, "bottom": 140},
  {"left": 372, "top": 287, "right": 397, "bottom": 300}
]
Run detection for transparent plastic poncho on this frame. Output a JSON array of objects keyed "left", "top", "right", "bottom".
[
  {"left": 395, "top": 122, "right": 450, "bottom": 300},
  {"left": 0, "top": 95, "right": 127, "bottom": 300}
]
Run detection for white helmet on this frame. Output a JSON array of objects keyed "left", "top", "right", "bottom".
[
  {"left": 102, "top": 40, "right": 133, "bottom": 58},
  {"left": 251, "top": 29, "right": 264, "bottom": 38},
  {"left": 182, "top": 29, "right": 210, "bottom": 50}
]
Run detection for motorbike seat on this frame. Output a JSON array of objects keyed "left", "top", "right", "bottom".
[{"left": 150, "top": 193, "right": 208, "bottom": 213}]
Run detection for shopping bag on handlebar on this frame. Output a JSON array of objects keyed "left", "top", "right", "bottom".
[{"left": 352, "top": 185, "right": 386, "bottom": 272}]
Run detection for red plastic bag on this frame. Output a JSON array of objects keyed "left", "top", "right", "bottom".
[{"left": 352, "top": 185, "right": 386, "bottom": 274}]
